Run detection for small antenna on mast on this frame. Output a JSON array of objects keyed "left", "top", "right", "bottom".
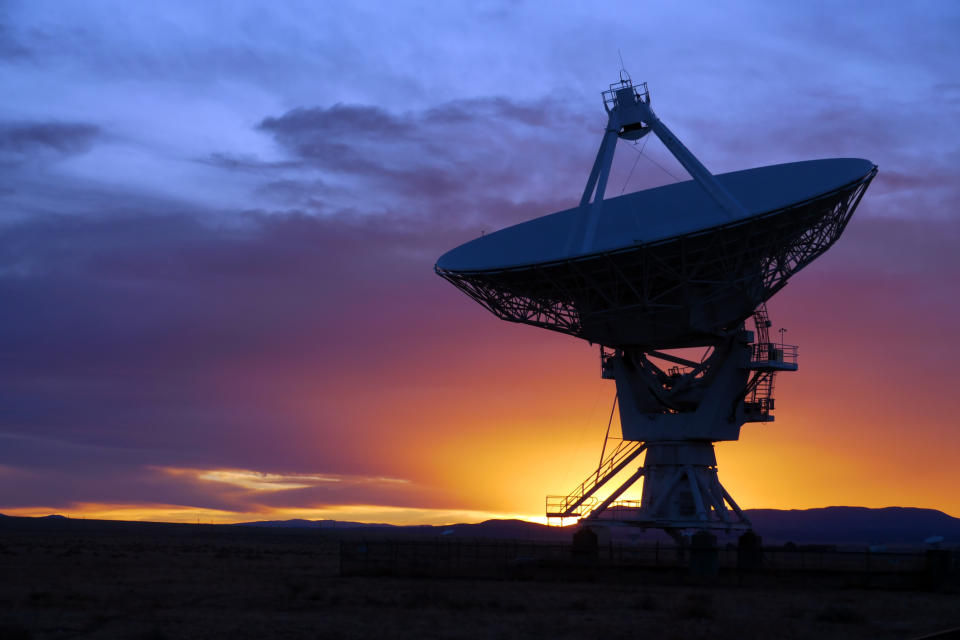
[{"left": 617, "top": 49, "right": 630, "bottom": 84}]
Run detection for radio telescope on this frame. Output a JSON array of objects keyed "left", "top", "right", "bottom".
[{"left": 436, "top": 75, "right": 876, "bottom": 536}]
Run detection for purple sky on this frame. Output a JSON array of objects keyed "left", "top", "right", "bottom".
[{"left": 1, "top": 1, "right": 959, "bottom": 523}]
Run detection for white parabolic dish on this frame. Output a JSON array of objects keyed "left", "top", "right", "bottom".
[{"left": 438, "top": 158, "right": 875, "bottom": 273}]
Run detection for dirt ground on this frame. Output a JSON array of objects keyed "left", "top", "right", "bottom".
[{"left": 0, "top": 523, "right": 958, "bottom": 640}]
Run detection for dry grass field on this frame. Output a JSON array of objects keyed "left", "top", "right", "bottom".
[{"left": 0, "top": 520, "right": 958, "bottom": 639}]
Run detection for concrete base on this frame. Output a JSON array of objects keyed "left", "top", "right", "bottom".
[
  {"left": 737, "top": 530, "right": 764, "bottom": 570},
  {"left": 689, "top": 530, "right": 718, "bottom": 576}
]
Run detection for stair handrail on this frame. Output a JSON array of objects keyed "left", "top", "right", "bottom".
[{"left": 554, "top": 440, "right": 646, "bottom": 515}]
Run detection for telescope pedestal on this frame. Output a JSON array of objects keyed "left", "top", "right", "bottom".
[{"left": 550, "top": 317, "right": 796, "bottom": 533}]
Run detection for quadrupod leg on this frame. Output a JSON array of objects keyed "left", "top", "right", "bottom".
[{"left": 585, "top": 441, "right": 750, "bottom": 531}]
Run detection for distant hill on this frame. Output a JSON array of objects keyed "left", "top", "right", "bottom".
[
  {"left": 4, "top": 507, "right": 958, "bottom": 547},
  {"left": 236, "top": 507, "right": 960, "bottom": 546},
  {"left": 746, "top": 507, "right": 960, "bottom": 545},
  {"left": 235, "top": 518, "right": 397, "bottom": 529},
  {"left": 234, "top": 517, "right": 569, "bottom": 540}
]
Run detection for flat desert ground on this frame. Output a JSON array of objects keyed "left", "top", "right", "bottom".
[{"left": 1, "top": 520, "right": 958, "bottom": 640}]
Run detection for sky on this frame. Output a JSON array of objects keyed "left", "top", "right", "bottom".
[{"left": 0, "top": 0, "right": 958, "bottom": 525}]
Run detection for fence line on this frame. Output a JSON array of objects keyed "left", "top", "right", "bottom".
[{"left": 340, "top": 538, "right": 954, "bottom": 583}]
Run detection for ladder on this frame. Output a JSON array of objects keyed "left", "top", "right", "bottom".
[
  {"left": 744, "top": 371, "right": 776, "bottom": 419},
  {"left": 753, "top": 303, "right": 772, "bottom": 344}
]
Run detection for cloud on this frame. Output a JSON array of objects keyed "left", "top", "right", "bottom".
[
  {"left": 160, "top": 467, "right": 407, "bottom": 492},
  {"left": 200, "top": 152, "right": 302, "bottom": 174},
  {"left": 259, "top": 104, "right": 416, "bottom": 142},
  {"left": 251, "top": 98, "right": 593, "bottom": 221},
  {"left": 0, "top": 121, "right": 101, "bottom": 163},
  {"left": 0, "top": 20, "right": 30, "bottom": 60}
]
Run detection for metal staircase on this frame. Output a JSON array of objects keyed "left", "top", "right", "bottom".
[{"left": 546, "top": 440, "right": 646, "bottom": 520}]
